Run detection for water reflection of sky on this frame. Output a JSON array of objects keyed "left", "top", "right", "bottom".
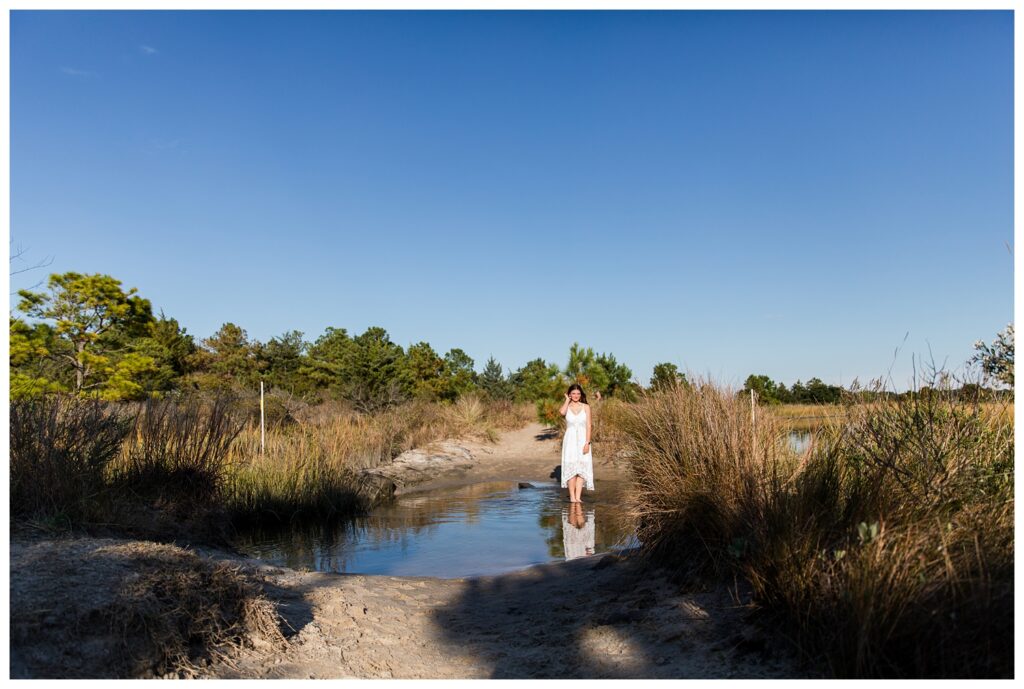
[{"left": 235, "top": 480, "right": 637, "bottom": 579}]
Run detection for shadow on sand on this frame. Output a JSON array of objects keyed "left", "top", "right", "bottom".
[
  {"left": 534, "top": 426, "right": 561, "bottom": 442},
  {"left": 428, "top": 550, "right": 793, "bottom": 679}
]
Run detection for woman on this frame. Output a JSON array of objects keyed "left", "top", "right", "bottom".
[{"left": 559, "top": 383, "right": 594, "bottom": 503}]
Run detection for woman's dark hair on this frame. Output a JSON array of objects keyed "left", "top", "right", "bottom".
[{"left": 567, "top": 383, "right": 588, "bottom": 404}]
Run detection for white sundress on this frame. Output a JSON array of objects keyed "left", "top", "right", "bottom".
[{"left": 561, "top": 405, "right": 594, "bottom": 490}]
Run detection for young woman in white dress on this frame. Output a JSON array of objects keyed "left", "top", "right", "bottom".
[{"left": 559, "top": 383, "right": 594, "bottom": 503}]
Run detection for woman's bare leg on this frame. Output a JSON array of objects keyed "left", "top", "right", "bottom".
[{"left": 573, "top": 476, "right": 584, "bottom": 503}]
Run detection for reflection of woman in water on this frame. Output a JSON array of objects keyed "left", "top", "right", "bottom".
[
  {"left": 559, "top": 384, "right": 594, "bottom": 503},
  {"left": 562, "top": 502, "right": 595, "bottom": 560}
]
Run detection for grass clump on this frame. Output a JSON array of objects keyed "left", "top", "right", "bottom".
[
  {"left": 613, "top": 375, "right": 1013, "bottom": 678},
  {"left": 111, "top": 396, "right": 244, "bottom": 509},
  {"left": 109, "top": 549, "right": 284, "bottom": 677},
  {"left": 10, "top": 538, "right": 284, "bottom": 678},
  {"left": 10, "top": 396, "right": 132, "bottom": 523}
]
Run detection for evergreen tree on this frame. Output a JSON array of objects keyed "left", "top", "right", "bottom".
[
  {"left": 15, "top": 272, "right": 157, "bottom": 398},
  {"left": 301, "top": 327, "right": 355, "bottom": 396},
  {"left": 405, "top": 341, "right": 448, "bottom": 400},
  {"left": 191, "top": 322, "right": 265, "bottom": 390},
  {"left": 9, "top": 318, "right": 66, "bottom": 398},
  {"left": 479, "top": 356, "right": 514, "bottom": 400},
  {"left": 595, "top": 351, "right": 635, "bottom": 400},
  {"left": 741, "top": 374, "right": 789, "bottom": 404},
  {"left": 509, "top": 358, "right": 564, "bottom": 402},
  {"left": 262, "top": 330, "right": 311, "bottom": 397},
  {"left": 650, "top": 362, "right": 688, "bottom": 391},
  {"left": 442, "top": 348, "right": 477, "bottom": 399},
  {"left": 342, "top": 326, "right": 410, "bottom": 412}
]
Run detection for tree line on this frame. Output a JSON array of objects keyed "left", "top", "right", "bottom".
[
  {"left": 12, "top": 272, "right": 1010, "bottom": 408},
  {"left": 10, "top": 272, "right": 642, "bottom": 410}
]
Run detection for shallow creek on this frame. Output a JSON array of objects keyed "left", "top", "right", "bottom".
[
  {"left": 234, "top": 478, "right": 638, "bottom": 579},
  {"left": 235, "top": 433, "right": 812, "bottom": 579}
]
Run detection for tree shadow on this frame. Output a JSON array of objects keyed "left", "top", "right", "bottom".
[
  {"left": 534, "top": 426, "right": 561, "bottom": 441},
  {"left": 428, "top": 552, "right": 790, "bottom": 679}
]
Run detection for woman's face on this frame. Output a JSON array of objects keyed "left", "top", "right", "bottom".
[{"left": 569, "top": 389, "right": 582, "bottom": 402}]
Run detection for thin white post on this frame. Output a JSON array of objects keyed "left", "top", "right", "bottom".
[
  {"left": 750, "top": 389, "right": 756, "bottom": 456},
  {"left": 260, "top": 380, "right": 265, "bottom": 456}
]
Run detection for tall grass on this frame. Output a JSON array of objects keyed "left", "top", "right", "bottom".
[
  {"left": 222, "top": 394, "right": 535, "bottom": 526},
  {"left": 612, "top": 378, "right": 1013, "bottom": 678},
  {"left": 110, "top": 396, "right": 244, "bottom": 508},
  {"left": 11, "top": 391, "right": 537, "bottom": 533},
  {"left": 769, "top": 403, "right": 848, "bottom": 432},
  {"left": 10, "top": 396, "right": 132, "bottom": 523}
]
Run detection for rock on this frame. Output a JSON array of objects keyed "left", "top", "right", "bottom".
[{"left": 517, "top": 482, "right": 535, "bottom": 489}]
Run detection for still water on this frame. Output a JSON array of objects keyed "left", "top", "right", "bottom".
[
  {"left": 234, "top": 480, "right": 638, "bottom": 579},
  {"left": 236, "top": 434, "right": 813, "bottom": 579},
  {"left": 789, "top": 431, "right": 812, "bottom": 454}
]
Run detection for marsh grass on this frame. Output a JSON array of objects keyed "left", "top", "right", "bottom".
[
  {"left": 769, "top": 403, "right": 848, "bottom": 431},
  {"left": 10, "top": 396, "right": 132, "bottom": 523},
  {"left": 11, "top": 392, "right": 535, "bottom": 533},
  {"left": 223, "top": 394, "right": 535, "bottom": 526},
  {"left": 612, "top": 377, "right": 1014, "bottom": 678},
  {"left": 110, "top": 397, "right": 244, "bottom": 507}
]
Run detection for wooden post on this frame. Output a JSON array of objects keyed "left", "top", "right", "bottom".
[{"left": 260, "top": 380, "right": 265, "bottom": 456}]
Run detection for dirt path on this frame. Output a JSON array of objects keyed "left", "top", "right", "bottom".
[
  {"left": 10, "top": 422, "right": 806, "bottom": 679},
  {"left": 396, "top": 420, "right": 628, "bottom": 494}
]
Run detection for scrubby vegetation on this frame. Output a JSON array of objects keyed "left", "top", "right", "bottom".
[
  {"left": 10, "top": 392, "right": 536, "bottom": 538},
  {"left": 609, "top": 374, "right": 1013, "bottom": 678}
]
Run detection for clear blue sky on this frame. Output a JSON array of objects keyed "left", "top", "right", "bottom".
[{"left": 10, "top": 10, "right": 1013, "bottom": 390}]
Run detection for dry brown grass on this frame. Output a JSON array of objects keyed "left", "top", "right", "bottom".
[
  {"left": 608, "top": 378, "right": 1014, "bottom": 678},
  {"left": 223, "top": 393, "right": 535, "bottom": 526},
  {"left": 10, "top": 538, "right": 284, "bottom": 679},
  {"left": 12, "top": 392, "right": 536, "bottom": 531},
  {"left": 10, "top": 396, "right": 132, "bottom": 522},
  {"left": 610, "top": 380, "right": 789, "bottom": 573},
  {"left": 768, "top": 403, "right": 849, "bottom": 431}
]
